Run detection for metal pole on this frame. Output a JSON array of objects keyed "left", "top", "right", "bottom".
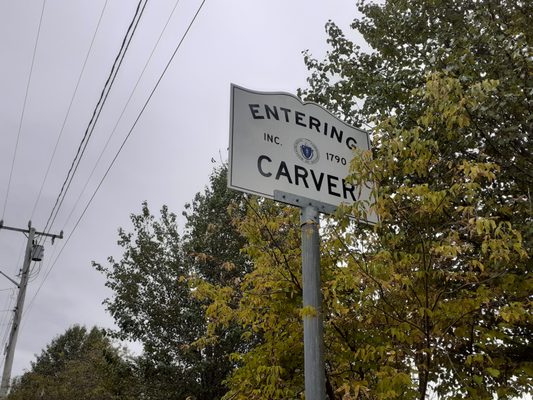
[
  {"left": 301, "top": 205, "right": 325, "bottom": 400},
  {"left": 0, "top": 227, "right": 35, "bottom": 398}
]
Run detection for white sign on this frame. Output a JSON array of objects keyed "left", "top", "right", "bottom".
[{"left": 228, "top": 84, "right": 376, "bottom": 223}]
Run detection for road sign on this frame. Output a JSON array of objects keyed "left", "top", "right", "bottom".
[
  {"left": 228, "top": 84, "right": 377, "bottom": 399},
  {"left": 228, "top": 84, "right": 376, "bottom": 222}
]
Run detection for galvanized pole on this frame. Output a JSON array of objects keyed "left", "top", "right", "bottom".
[
  {"left": 0, "top": 227, "right": 35, "bottom": 398},
  {"left": 301, "top": 205, "right": 326, "bottom": 400}
]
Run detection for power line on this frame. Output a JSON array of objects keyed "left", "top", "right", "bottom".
[
  {"left": 2, "top": 0, "right": 47, "bottom": 221},
  {"left": 0, "top": 298, "right": 15, "bottom": 367},
  {"left": 23, "top": 0, "right": 208, "bottom": 322},
  {"left": 40, "top": 0, "right": 148, "bottom": 238},
  {"left": 61, "top": 0, "right": 183, "bottom": 231},
  {"left": 30, "top": 0, "right": 111, "bottom": 221},
  {"left": 20, "top": 0, "right": 150, "bottom": 334},
  {"left": 21, "top": 0, "right": 150, "bottom": 319}
]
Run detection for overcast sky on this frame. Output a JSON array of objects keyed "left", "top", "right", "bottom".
[{"left": 0, "top": 0, "right": 365, "bottom": 377}]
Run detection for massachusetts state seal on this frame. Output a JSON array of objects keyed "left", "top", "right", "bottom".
[{"left": 294, "top": 138, "right": 319, "bottom": 164}]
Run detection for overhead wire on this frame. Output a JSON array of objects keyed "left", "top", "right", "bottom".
[
  {"left": 0, "top": 292, "right": 14, "bottom": 338},
  {"left": 61, "top": 0, "right": 183, "bottom": 231},
  {"left": 2, "top": 0, "right": 47, "bottom": 221},
  {"left": 0, "top": 239, "right": 25, "bottom": 346},
  {"left": 21, "top": 0, "right": 151, "bottom": 321},
  {"left": 0, "top": 295, "right": 15, "bottom": 364},
  {"left": 29, "top": 0, "right": 111, "bottom": 221},
  {"left": 23, "top": 0, "right": 208, "bottom": 323},
  {"left": 0, "top": 238, "right": 25, "bottom": 360},
  {"left": 40, "top": 0, "right": 148, "bottom": 239},
  {"left": 19, "top": 0, "right": 148, "bottom": 332},
  {"left": 22, "top": 0, "right": 149, "bottom": 331}
]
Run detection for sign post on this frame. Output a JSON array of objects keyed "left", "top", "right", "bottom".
[
  {"left": 228, "top": 85, "right": 374, "bottom": 399},
  {"left": 301, "top": 205, "right": 325, "bottom": 399}
]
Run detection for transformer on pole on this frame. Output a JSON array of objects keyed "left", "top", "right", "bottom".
[{"left": 0, "top": 221, "right": 63, "bottom": 398}]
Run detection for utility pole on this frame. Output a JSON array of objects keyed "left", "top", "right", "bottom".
[{"left": 0, "top": 221, "right": 62, "bottom": 398}]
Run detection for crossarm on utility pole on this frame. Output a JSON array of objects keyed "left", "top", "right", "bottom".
[
  {"left": 0, "top": 220, "right": 63, "bottom": 243},
  {"left": 0, "top": 221, "right": 63, "bottom": 398}
]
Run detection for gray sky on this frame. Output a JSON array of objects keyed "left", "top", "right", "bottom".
[{"left": 0, "top": 0, "right": 363, "bottom": 376}]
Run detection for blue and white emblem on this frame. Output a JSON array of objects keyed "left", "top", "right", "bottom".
[{"left": 294, "top": 138, "right": 319, "bottom": 164}]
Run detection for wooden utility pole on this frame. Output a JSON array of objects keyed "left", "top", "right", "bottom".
[{"left": 0, "top": 221, "right": 62, "bottom": 398}]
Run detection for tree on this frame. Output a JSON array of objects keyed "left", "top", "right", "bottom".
[
  {"left": 94, "top": 166, "right": 251, "bottom": 400},
  {"left": 7, "top": 325, "right": 137, "bottom": 400},
  {"left": 301, "top": 0, "right": 532, "bottom": 242},
  {"left": 94, "top": 200, "right": 197, "bottom": 399},
  {"left": 300, "top": 1, "right": 532, "bottom": 397},
  {"left": 200, "top": 1, "right": 532, "bottom": 399},
  {"left": 195, "top": 199, "right": 305, "bottom": 399}
]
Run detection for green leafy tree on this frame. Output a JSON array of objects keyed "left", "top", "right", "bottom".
[
  {"left": 94, "top": 200, "right": 197, "bottom": 399},
  {"left": 301, "top": 0, "right": 532, "bottom": 242},
  {"left": 299, "top": 1, "right": 532, "bottom": 396},
  {"left": 200, "top": 1, "right": 532, "bottom": 399},
  {"left": 7, "top": 325, "right": 137, "bottom": 400},
  {"left": 195, "top": 199, "right": 304, "bottom": 399},
  {"left": 94, "top": 166, "right": 251, "bottom": 400},
  {"left": 182, "top": 166, "right": 252, "bottom": 285},
  {"left": 318, "top": 73, "right": 531, "bottom": 399}
]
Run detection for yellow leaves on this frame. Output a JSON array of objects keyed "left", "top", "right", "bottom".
[
  {"left": 465, "top": 353, "right": 487, "bottom": 367},
  {"left": 371, "top": 123, "right": 437, "bottom": 180},
  {"left": 223, "top": 335, "right": 302, "bottom": 399},
  {"left": 468, "top": 78, "right": 500, "bottom": 103},
  {"left": 334, "top": 355, "right": 412, "bottom": 399},
  {"left": 251, "top": 365, "right": 286, "bottom": 398},
  {"left": 389, "top": 326, "right": 407, "bottom": 343},
  {"left": 299, "top": 305, "right": 318, "bottom": 318},
  {"left": 392, "top": 184, "right": 450, "bottom": 218},
  {"left": 192, "top": 279, "right": 236, "bottom": 335},
  {"left": 472, "top": 217, "right": 497, "bottom": 236},
  {"left": 433, "top": 243, "right": 461, "bottom": 259},
  {"left": 470, "top": 260, "right": 485, "bottom": 272},
  {"left": 468, "top": 217, "right": 528, "bottom": 262},
  {"left": 417, "top": 72, "right": 499, "bottom": 132},
  {"left": 472, "top": 375, "right": 484, "bottom": 386},
  {"left": 456, "top": 205, "right": 475, "bottom": 218},
  {"left": 418, "top": 114, "right": 432, "bottom": 128},
  {"left": 417, "top": 307, "right": 434, "bottom": 318},
  {"left": 499, "top": 301, "right": 530, "bottom": 323},
  {"left": 222, "top": 261, "right": 236, "bottom": 271},
  {"left": 417, "top": 72, "right": 471, "bottom": 131},
  {"left": 458, "top": 160, "right": 499, "bottom": 182},
  {"left": 225, "top": 363, "right": 293, "bottom": 400},
  {"left": 337, "top": 381, "right": 369, "bottom": 400},
  {"left": 375, "top": 370, "right": 412, "bottom": 400},
  {"left": 455, "top": 113, "right": 471, "bottom": 129}
]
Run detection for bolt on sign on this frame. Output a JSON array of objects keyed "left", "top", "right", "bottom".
[{"left": 228, "top": 84, "right": 376, "bottom": 223}]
